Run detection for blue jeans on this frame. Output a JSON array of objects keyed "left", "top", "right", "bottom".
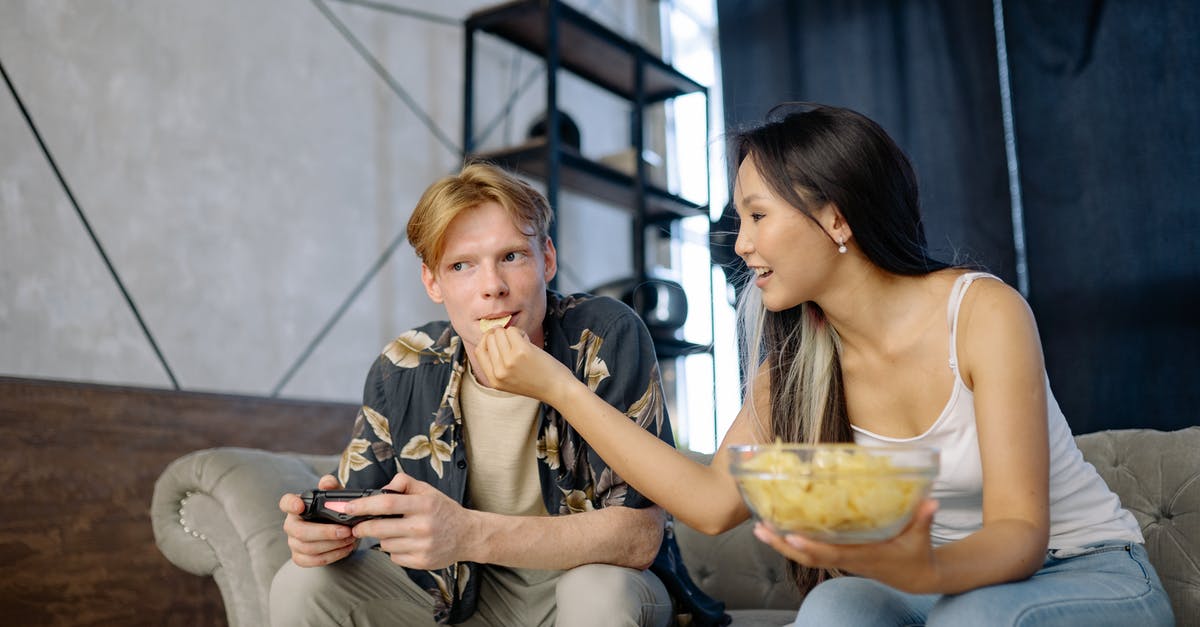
[{"left": 792, "top": 542, "right": 1174, "bottom": 626}]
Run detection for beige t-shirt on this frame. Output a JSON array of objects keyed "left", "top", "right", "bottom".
[{"left": 460, "top": 365, "right": 548, "bottom": 517}]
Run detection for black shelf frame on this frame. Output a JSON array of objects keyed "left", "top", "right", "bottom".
[
  {"left": 465, "top": 0, "right": 705, "bottom": 103},
  {"left": 473, "top": 139, "right": 707, "bottom": 223},
  {"left": 463, "top": 0, "right": 712, "bottom": 360}
]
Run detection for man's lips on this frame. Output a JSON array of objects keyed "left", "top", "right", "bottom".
[{"left": 478, "top": 313, "right": 514, "bottom": 332}]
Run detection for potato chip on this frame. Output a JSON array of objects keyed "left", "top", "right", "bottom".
[
  {"left": 479, "top": 315, "right": 512, "bottom": 332},
  {"left": 730, "top": 443, "right": 937, "bottom": 543}
]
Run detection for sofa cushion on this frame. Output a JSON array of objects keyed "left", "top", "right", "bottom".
[
  {"left": 674, "top": 517, "right": 804, "bottom": 612},
  {"left": 1074, "top": 427, "right": 1200, "bottom": 625}
]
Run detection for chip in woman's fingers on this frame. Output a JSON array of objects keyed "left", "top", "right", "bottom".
[{"left": 479, "top": 314, "right": 512, "bottom": 332}]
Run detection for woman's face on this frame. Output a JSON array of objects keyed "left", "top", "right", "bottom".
[{"left": 733, "top": 155, "right": 841, "bottom": 311}]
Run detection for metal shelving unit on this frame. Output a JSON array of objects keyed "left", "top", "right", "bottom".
[{"left": 463, "top": 0, "right": 711, "bottom": 358}]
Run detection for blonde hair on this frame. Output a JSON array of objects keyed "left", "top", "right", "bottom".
[
  {"left": 737, "top": 287, "right": 851, "bottom": 447},
  {"left": 406, "top": 162, "right": 552, "bottom": 270},
  {"left": 737, "top": 273, "right": 852, "bottom": 594}
]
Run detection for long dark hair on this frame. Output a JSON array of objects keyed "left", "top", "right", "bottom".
[{"left": 733, "top": 103, "right": 951, "bottom": 593}]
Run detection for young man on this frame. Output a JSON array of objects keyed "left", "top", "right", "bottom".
[{"left": 270, "top": 163, "right": 725, "bottom": 627}]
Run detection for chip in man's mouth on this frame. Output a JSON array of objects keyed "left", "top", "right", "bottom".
[{"left": 479, "top": 314, "right": 512, "bottom": 332}]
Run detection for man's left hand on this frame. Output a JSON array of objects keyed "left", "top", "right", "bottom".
[{"left": 345, "top": 473, "right": 481, "bottom": 571}]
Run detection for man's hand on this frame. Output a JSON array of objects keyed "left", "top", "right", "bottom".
[
  {"left": 474, "top": 326, "right": 577, "bottom": 402},
  {"left": 751, "top": 498, "right": 941, "bottom": 593},
  {"left": 279, "top": 474, "right": 358, "bottom": 567},
  {"left": 345, "top": 473, "right": 482, "bottom": 571}
]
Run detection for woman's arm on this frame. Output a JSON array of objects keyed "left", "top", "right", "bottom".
[
  {"left": 931, "top": 278, "right": 1050, "bottom": 589},
  {"left": 475, "top": 325, "right": 765, "bottom": 534}
]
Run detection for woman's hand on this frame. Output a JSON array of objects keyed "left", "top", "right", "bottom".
[
  {"left": 474, "top": 326, "right": 579, "bottom": 403},
  {"left": 752, "top": 499, "right": 941, "bottom": 594}
]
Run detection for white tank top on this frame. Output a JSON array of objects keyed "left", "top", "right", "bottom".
[{"left": 852, "top": 272, "right": 1143, "bottom": 548}]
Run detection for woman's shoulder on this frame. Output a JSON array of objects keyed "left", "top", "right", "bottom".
[
  {"left": 952, "top": 271, "right": 1043, "bottom": 385},
  {"left": 921, "top": 269, "right": 1024, "bottom": 312},
  {"left": 955, "top": 271, "right": 1029, "bottom": 319}
]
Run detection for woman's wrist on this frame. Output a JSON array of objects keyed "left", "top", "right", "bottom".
[
  {"left": 904, "top": 551, "right": 944, "bottom": 594},
  {"left": 544, "top": 374, "right": 589, "bottom": 410}
]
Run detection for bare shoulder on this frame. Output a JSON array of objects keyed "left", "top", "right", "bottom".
[
  {"left": 955, "top": 275, "right": 1044, "bottom": 387},
  {"left": 960, "top": 275, "right": 1035, "bottom": 328}
]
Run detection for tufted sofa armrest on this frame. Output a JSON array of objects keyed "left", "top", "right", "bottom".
[
  {"left": 150, "top": 447, "right": 338, "bottom": 627},
  {"left": 1074, "top": 427, "right": 1200, "bottom": 625}
]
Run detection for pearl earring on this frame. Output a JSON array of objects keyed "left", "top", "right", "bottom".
[{"left": 837, "top": 238, "right": 848, "bottom": 254}]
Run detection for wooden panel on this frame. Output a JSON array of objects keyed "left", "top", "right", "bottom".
[{"left": 0, "top": 376, "right": 356, "bottom": 626}]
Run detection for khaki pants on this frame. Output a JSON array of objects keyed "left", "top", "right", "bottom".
[{"left": 270, "top": 548, "right": 674, "bottom": 627}]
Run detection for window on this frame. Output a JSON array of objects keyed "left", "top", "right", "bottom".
[{"left": 660, "top": 0, "right": 739, "bottom": 453}]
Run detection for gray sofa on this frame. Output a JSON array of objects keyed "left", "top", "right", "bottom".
[{"left": 152, "top": 428, "right": 1198, "bottom": 626}]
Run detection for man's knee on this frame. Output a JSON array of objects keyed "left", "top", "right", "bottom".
[
  {"left": 270, "top": 559, "right": 337, "bottom": 626},
  {"left": 557, "top": 564, "right": 639, "bottom": 603},
  {"left": 555, "top": 564, "right": 670, "bottom": 627},
  {"left": 271, "top": 551, "right": 436, "bottom": 627}
]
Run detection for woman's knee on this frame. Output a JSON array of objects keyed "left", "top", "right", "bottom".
[{"left": 794, "top": 577, "right": 926, "bottom": 627}]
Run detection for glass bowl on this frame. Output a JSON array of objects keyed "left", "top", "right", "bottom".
[{"left": 729, "top": 443, "right": 939, "bottom": 544}]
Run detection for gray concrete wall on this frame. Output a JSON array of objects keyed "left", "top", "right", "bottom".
[{"left": 1, "top": 0, "right": 658, "bottom": 402}]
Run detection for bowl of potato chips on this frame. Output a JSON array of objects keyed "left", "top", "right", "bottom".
[{"left": 729, "top": 443, "right": 939, "bottom": 544}]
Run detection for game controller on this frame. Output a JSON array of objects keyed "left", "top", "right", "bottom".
[{"left": 299, "top": 488, "right": 398, "bottom": 525}]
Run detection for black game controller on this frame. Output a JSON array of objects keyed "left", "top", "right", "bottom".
[{"left": 299, "top": 488, "right": 399, "bottom": 525}]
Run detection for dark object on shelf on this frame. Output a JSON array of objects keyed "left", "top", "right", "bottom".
[
  {"left": 592, "top": 275, "right": 689, "bottom": 333},
  {"left": 591, "top": 275, "right": 708, "bottom": 358},
  {"left": 527, "top": 109, "right": 581, "bottom": 150}
]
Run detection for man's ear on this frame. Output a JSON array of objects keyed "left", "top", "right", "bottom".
[
  {"left": 420, "top": 263, "right": 444, "bottom": 304},
  {"left": 541, "top": 238, "right": 558, "bottom": 284}
]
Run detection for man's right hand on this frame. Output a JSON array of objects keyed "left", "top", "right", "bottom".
[{"left": 279, "top": 474, "right": 358, "bottom": 567}]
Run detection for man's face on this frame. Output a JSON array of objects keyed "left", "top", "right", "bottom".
[{"left": 421, "top": 200, "right": 556, "bottom": 355}]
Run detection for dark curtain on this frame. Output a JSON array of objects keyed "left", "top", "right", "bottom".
[
  {"left": 1003, "top": 0, "right": 1200, "bottom": 433},
  {"left": 716, "top": 0, "right": 1199, "bottom": 433},
  {"left": 718, "top": 1, "right": 1015, "bottom": 280}
]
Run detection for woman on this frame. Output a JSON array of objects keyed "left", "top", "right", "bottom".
[{"left": 475, "top": 104, "right": 1173, "bottom": 626}]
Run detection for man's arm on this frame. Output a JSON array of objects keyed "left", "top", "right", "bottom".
[
  {"left": 471, "top": 505, "right": 665, "bottom": 570},
  {"left": 345, "top": 472, "right": 665, "bottom": 571}
]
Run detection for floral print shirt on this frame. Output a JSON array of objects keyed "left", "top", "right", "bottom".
[{"left": 335, "top": 291, "right": 727, "bottom": 625}]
